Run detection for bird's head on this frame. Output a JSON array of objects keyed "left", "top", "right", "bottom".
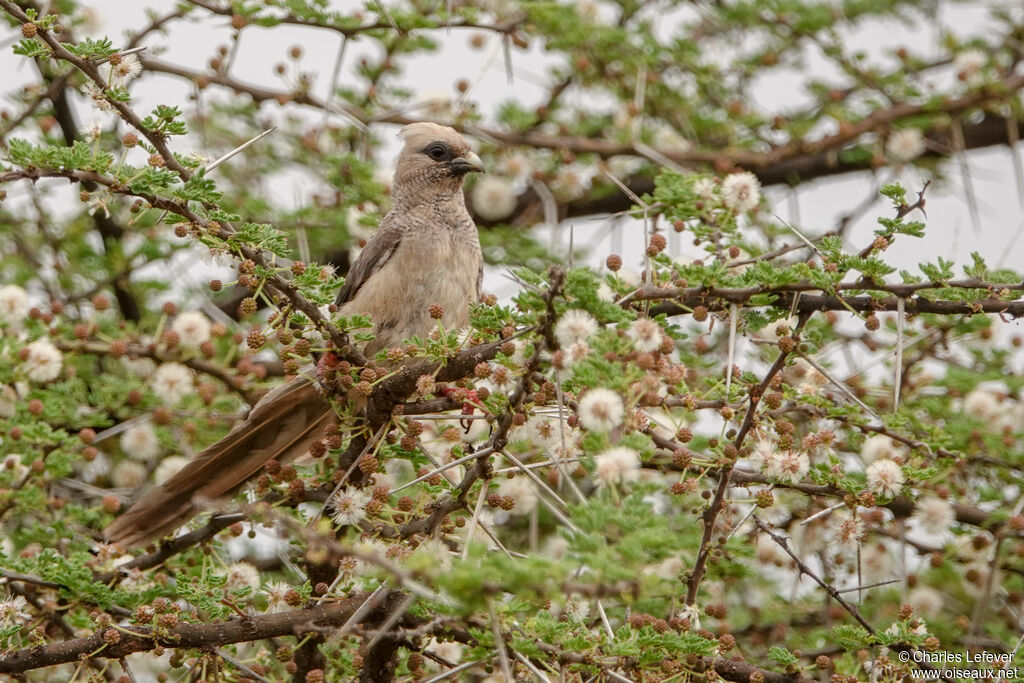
[{"left": 392, "top": 122, "right": 484, "bottom": 205}]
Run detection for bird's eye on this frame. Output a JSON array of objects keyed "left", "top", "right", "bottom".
[{"left": 425, "top": 143, "right": 450, "bottom": 161}]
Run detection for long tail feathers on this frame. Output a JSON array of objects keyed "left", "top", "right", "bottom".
[{"left": 103, "top": 376, "right": 331, "bottom": 547}]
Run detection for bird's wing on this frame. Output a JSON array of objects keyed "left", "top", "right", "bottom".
[{"left": 335, "top": 216, "right": 404, "bottom": 306}]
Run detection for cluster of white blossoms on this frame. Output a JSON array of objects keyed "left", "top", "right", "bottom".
[
  {"left": 865, "top": 458, "right": 905, "bottom": 499},
  {"left": 80, "top": 54, "right": 143, "bottom": 114},
  {"left": 593, "top": 446, "right": 641, "bottom": 487},
  {"left": 471, "top": 175, "right": 518, "bottom": 222},
  {"left": 171, "top": 311, "right": 212, "bottom": 349},
  {"left": 721, "top": 171, "right": 761, "bottom": 212},
  {"left": 577, "top": 387, "right": 624, "bottom": 432},
  {"left": 886, "top": 128, "right": 926, "bottom": 162},
  {"left": 23, "top": 339, "right": 63, "bottom": 383},
  {"left": 749, "top": 436, "right": 809, "bottom": 484},
  {"left": 150, "top": 362, "right": 195, "bottom": 404},
  {"left": 119, "top": 422, "right": 160, "bottom": 461},
  {"left": 0, "top": 284, "right": 29, "bottom": 326},
  {"left": 329, "top": 487, "right": 371, "bottom": 527}
]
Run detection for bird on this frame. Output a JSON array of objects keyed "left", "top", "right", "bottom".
[{"left": 104, "top": 122, "right": 485, "bottom": 547}]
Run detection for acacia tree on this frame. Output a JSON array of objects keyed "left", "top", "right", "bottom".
[{"left": 1, "top": 0, "right": 1023, "bottom": 681}]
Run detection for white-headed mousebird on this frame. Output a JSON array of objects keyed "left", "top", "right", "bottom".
[{"left": 104, "top": 122, "right": 484, "bottom": 547}]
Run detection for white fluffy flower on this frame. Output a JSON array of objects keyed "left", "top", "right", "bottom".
[
  {"left": 171, "top": 311, "right": 211, "bottom": 349},
  {"left": 0, "top": 285, "right": 29, "bottom": 325},
  {"left": 617, "top": 267, "right": 642, "bottom": 288},
  {"left": 262, "top": 580, "right": 294, "bottom": 613},
  {"left": 424, "top": 637, "right": 464, "bottom": 667},
  {"left": 80, "top": 81, "right": 113, "bottom": 112},
  {"left": 912, "top": 496, "right": 956, "bottom": 536},
  {"left": 577, "top": 388, "right": 624, "bottom": 432},
  {"left": 120, "top": 423, "right": 160, "bottom": 460},
  {"left": 224, "top": 561, "right": 261, "bottom": 592},
  {"left": 908, "top": 586, "right": 944, "bottom": 618},
  {"left": 498, "top": 153, "right": 532, "bottom": 182},
  {"left": 861, "top": 434, "right": 898, "bottom": 464},
  {"left": 831, "top": 511, "right": 866, "bottom": 553},
  {"left": 80, "top": 118, "right": 103, "bottom": 141},
  {"left": 0, "top": 384, "right": 16, "bottom": 419},
  {"left": 472, "top": 175, "right": 518, "bottom": 221},
  {"left": 0, "top": 595, "right": 30, "bottom": 627},
  {"left": 954, "top": 49, "right": 986, "bottom": 79},
  {"left": 150, "top": 363, "right": 194, "bottom": 404},
  {"left": 627, "top": 317, "right": 662, "bottom": 352},
  {"left": 3, "top": 454, "right": 28, "bottom": 481},
  {"left": 764, "top": 450, "right": 809, "bottom": 484},
  {"left": 23, "top": 339, "right": 63, "bottom": 383},
  {"left": 654, "top": 126, "right": 691, "bottom": 154},
  {"left": 330, "top": 488, "right": 371, "bottom": 527},
  {"left": 693, "top": 177, "right": 716, "bottom": 200},
  {"left": 102, "top": 53, "right": 142, "bottom": 84},
  {"left": 498, "top": 475, "right": 538, "bottom": 514},
  {"left": 964, "top": 388, "right": 1001, "bottom": 421},
  {"left": 111, "top": 460, "right": 147, "bottom": 489},
  {"left": 562, "top": 596, "right": 591, "bottom": 622},
  {"left": 721, "top": 172, "right": 761, "bottom": 212},
  {"left": 154, "top": 455, "right": 189, "bottom": 484},
  {"left": 886, "top": 128, "right": 925, "bottom": 162},
  {"left": 866, "top": 458, "right": 905, "bottom": 499},
  {"left": 747, "top": 437, "right": 777, "bottom": 470},
  {"left": 551, "top": 165, "right": 588, "bottom": 200},
  {"left": 593, "top": 446, "right": 640, "bottom": 487},
  {"left": 554, "top": 309, "right": 598, "bottom": 347},
  {"left": 597, "top": 281, "right": 616, "bottom": 303}
]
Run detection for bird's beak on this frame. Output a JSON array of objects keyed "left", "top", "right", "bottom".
[{"left": 450, "top": 151, "right": 485, "bottom": 174}]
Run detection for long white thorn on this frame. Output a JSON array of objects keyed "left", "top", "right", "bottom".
[
  {"left": 894, "top": 298, "right": 905, "bottom": 410},
  {"left": 205, "top": 127, "right": 276, "bottom": 174}
]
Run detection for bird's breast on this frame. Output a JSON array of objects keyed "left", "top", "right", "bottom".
[{"left": 344, "top": 223, "right": 481, "bottom": 353}]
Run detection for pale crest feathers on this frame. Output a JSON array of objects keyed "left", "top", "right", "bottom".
[{"left": 398, "top": 122, "right": 472, "bottom": 155}]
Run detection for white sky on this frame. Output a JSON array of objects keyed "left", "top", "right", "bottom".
[{"left": 2, "top": 1, "right": 1023, "bottom": 301}]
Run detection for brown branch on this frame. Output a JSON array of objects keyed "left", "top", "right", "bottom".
[
  {"left": 685, "top": 315, "right": 807, "bottom": 605},
  {"left": 0, "top": 0, "right": 189, "bottom": 178},
  {"left": 0, "top": 591, "right": 404, "bottom": 674},
  {"left": 185, "top": 0, "right": 523, "bottom": 36},
  {"left": 96, "top": 513, "right": 244, "bottom": 583},
  {"left": 649, "top": 292, "right": 1024, "bottom": 318},
  {"left": 752, "top": 515, "right": 951, "bottom": 682}
]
